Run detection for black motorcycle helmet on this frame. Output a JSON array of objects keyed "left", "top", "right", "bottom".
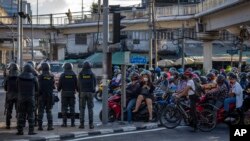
[
  {"left": 41, "top": 62, "right": 50, "bottom": 72},
  {"left": 239, "top": 72, "right": 247, "bottom": 80},
  {"left": 206, "top": 72, "right": 215, "bottom": 81},
  {"left": 63, "top": 62, "right": 73, "bottom": 71},
  {"left": 216, "top": 75, "right": 225, "bottom": 84},
  {"left": 83, "top": 61, "right": 92, "bottom": 69},
  {"left": 130, "top": 72, "right": 140, "bottom": 81}
]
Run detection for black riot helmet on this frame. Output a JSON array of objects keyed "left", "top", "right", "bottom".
[
  {"left": 26, "top": 60, "right": 36, "bottom": 68},
  {"left": 9, "top": 63, "right": 19, "bottom": 71},
  {"left": 83, "top": 61, "right": 92, "bottom": 69},
  {"left": 41, "top": 62, "right": 50, "bottom": 72},
  {"left": 63, "top": 62, "right": 73, "bottom": 71},
  {"left": 23, "top": 63, "right": 33, "bottom": 73}
]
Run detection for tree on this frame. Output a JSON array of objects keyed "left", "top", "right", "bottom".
[{"left": 90, "top": 2, "right": 98, "bottom": 14}]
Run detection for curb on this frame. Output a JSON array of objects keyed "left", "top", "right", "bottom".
[{"left": 20, "top": 123, "right": 161, "bottom": 141}]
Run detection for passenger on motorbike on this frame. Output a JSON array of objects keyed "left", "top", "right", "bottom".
[
  {"left": 206, "top": 75, "right": 229, "bottom": 108},
  {"left": 126, "top": 72, "right": 141, "bottom": 123},
  {"left": 242, "top": 72, "right": 250, "bottom": 112},
  {"left": 132, "top": 72, "right": 155, "bottom": 122},
  {"left": 224, "top": 73, "right": 243, "bottom": 121}
]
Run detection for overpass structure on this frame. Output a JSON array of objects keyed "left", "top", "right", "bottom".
[{"left": 0, "top": 0, "right": 249, "bottom": 72}]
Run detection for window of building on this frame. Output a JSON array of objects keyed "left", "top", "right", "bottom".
[{"left": 75, "top": 33, "right": 87, "bottom": 45}]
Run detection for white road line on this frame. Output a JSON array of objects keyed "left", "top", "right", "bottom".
[{"left": 67, "top": 128, "right": 166, "bottom": 141}]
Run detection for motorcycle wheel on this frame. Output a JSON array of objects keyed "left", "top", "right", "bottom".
[
  {"left": 197, "top": 109, "right": 217, "bottom": 132},
  {"left": 160, "top": 105, "right": 182, "bottom": 129},
  {"left": 95, "top": 91, "right": 102, "bottom": 101},
  {"left": 99, "top": 109, "right": 116, "bottom": 122}
]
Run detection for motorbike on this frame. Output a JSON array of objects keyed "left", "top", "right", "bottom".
[{"left": 99, "top": 94, "right": 159, "bottom": 122}]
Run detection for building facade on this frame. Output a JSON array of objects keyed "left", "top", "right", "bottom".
[{"left": 0, "top": 0, "right": 32, "bottom": 16}]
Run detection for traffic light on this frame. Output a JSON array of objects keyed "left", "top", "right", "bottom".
[{"left": 113, "top": 13, "right": 127, "bottom": 44}]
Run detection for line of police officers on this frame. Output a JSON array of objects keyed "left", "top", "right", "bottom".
[{"left": 4, "top": 61, "right": 96, "bottom": 135}]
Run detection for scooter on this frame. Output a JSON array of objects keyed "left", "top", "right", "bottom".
[{"left": 99, "top": 94, "right": 158, "bottom": 122}]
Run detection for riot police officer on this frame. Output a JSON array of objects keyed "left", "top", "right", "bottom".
[
  {"left": 78, "top": 61, "right": 96, "bottom": 129},
  {"left": 4, "top": 63, "right": 20, "bottom": 129},
  {"left": 26, "top": 60, "right": 39, "bottom": 127},
  {"left": 58, "top": 63, "right": 78, "bottom": 127},
  {"left": 16, "top": 64, "right": 39, "bottom": 135},
  {"left": 37, "top": 62, "right": 55, "bottom": 131}
]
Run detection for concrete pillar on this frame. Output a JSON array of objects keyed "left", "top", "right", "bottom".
[
  {"left": 2, "top": 50, "right": 7, "bottom": 64},
  {"left": 203, "top": 41, "right": 213, "bottom": 74},
  {"left": 197, "top": 31, "right": 219, "bottom": 75}
]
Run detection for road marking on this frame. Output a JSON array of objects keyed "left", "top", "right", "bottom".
[{"left": 68, "top": 127, "right": 166, "bottom": 141}]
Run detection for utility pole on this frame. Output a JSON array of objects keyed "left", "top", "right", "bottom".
[
  {"left": 82, "top": 0, "right": 84, "bottom": 19},
  {"left": 17, "top": 0, "right": 23, "bottom": 68},
  {"left": 148, "top": 0, "right": 153, "bottom": 70},
  {"left": 181, "top": 23, "right": 185, "bottom": 70},
  {"left": 102, "top": 0, "right": 109, "bottom": 125},
  {"left": 152, "top": 0, "right": 157, "bottom": 68},
  {"left": 37, "top": 0, "right": 38, "bottom": 24}
]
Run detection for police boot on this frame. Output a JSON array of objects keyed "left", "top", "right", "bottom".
[
  {"left": 38, "top": 124, "right": 43, "bottom": 131},
  {"left": 71, "top": 118, "right": 75, "bottom": 127},
  {"left": 61, "top": 118, "right": 67, "bottom": 127},
  {"left": 16, "top": 130, "right": 24, "bottom": 135},
  {"left": 89, "top": 121, "right": 94, "bottom": 129},
  {"left": 28, "top": 128, "right": 37, "bottom": 135},
  {"left": 6, "top": 120, "right": 11, "bottom": 129},
  {"left": 47, "top": 120, "right": 54, "bottom": 131},
  {"left": 79, "top": 120, "right": 84, "bottom": 129}
]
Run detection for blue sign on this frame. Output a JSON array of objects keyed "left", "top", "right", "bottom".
[{"left": 130, "top": 56, "right": 147, "bottom": 64}]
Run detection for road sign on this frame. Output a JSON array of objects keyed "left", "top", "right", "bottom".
[
  {"left": 130, "top": 56, "right": 147, "bottom": 64},
  {"left": 226, "top": 49, "right": 238, "bottom": 55}
]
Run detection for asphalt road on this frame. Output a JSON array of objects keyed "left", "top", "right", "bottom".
[{"left": 67, "top": 125, "right": 229, "bottom": 141}]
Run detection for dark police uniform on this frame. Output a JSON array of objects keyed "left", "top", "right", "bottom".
[
  {"left": 58, "top": 63, "right": 78, "bottom": 127},
  {"left": 78, "top": 62, "right": 96, "bottom": 129},
  {"left": 4, "top": 63, "right": 19, "bottom": 129},
  {"left": 37, "top": 63, "right": 55, "bottom": 131},
  {"left": 16, "top": 64, "right": 39, "bottom": 135}
]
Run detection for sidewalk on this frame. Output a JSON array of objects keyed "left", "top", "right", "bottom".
[{"left": 0, "top": 121, "right": 160, "bottom": 141}]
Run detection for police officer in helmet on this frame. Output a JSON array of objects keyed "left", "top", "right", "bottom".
[
  {"left": 16, "top": 63, "right": 39, "bottom": 135},
  {"left": 37, "top": 62, "right": 56, "bottom": 131},
  {"left": 78, "top": 61, "right": 96, "bottom": 129},
  {"left": 58, "top": 63, "right": 78, "bottom": 127},
  {"left": 4, "top": 63, "right": 20, "bottom": 129}
]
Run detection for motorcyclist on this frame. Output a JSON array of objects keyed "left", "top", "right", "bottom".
[
  {"left": 206, "top": 75, "right": 229, "bottom": 108},
  {"left": 239, "top": 72, "right": 248, "bottom": 90},
  {"left": 4, "top": 63, "right": 20, "bottom": 129},
  {"left": 132, "top": 71, "right": 155, "bottom": 122},
  {"left": 58, "top": 63, "right": 78, "bottom": 127},
  {"left": 126, "top": 72, "right": 141, "bottom": 123}
]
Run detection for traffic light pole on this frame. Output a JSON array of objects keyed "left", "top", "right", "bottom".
[{"left": 102, "top": 0, "right": 109, "bottom": 125}]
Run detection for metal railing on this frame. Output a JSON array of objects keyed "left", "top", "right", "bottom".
[{"left": 0, "top": 0, "right": 241, "bottom": 26}]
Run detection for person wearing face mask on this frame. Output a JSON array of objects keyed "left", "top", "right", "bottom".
[{"left": 132, "top": 72, "right": 155, "bottom": 122}]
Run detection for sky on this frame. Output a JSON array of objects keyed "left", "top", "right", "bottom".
[{"left": 27, "top": 0, "right": 141, "bottom": 15}]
